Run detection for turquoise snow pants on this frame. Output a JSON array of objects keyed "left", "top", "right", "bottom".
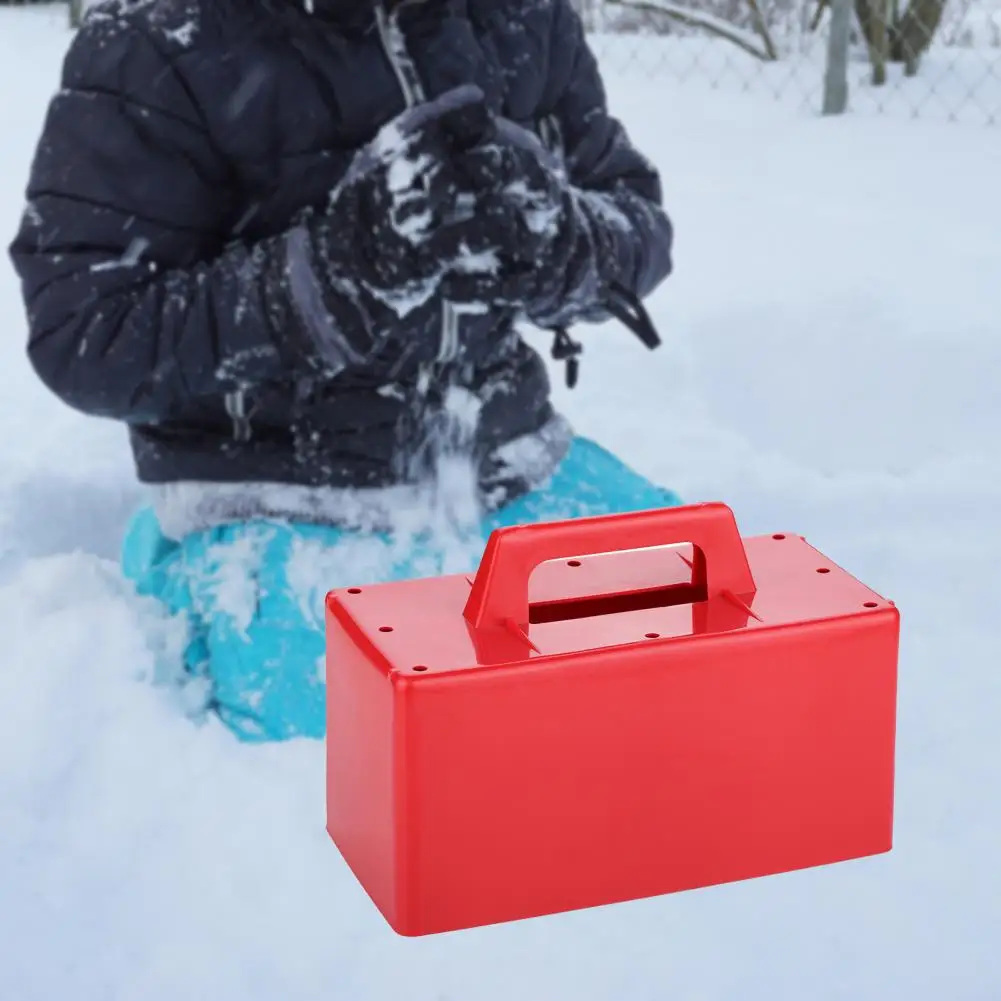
[{"left": 122, "top": 437, "right": 681, "bottom": 741}]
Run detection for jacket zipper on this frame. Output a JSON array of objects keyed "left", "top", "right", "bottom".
[{"left": 373, "top": 0, "right": 461, "bottom": 366}]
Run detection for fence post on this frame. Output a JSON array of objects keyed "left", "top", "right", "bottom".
[{"left": 822, "top": 0, "right": 852, "bottom": 114}]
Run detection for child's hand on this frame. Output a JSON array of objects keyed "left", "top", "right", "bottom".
[
  {"left": 318, "top": 84, "right": 500, "bottom": 301},
  {"left": 437, "top": 117, "right": 584, "bottom": 317},
  {"left": 280, "top": 86, "right": 504, "bottom": 374}
]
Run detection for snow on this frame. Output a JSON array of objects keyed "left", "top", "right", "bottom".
[{"left": 2, "top": 3, "right": 1001, "bottom": 1000}]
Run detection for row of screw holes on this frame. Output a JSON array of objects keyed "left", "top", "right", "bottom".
[
  {"left": 772, "top": 535, "right": 878, "bottom": 608},
  {"left": 570, "top": 541, "right": 880, "bottom": 610},
  {"left": 343, "top": 537, "right": 881, "bottom": 673},
  {"left": 344, "top": 590, "right": 428, "bottom": 670}
]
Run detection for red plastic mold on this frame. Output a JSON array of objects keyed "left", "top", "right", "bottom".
[{"left": 325, "top": 502, "right": 899, "bottom": 936}]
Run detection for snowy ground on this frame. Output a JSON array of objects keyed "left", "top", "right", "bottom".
[{"left": 2, "top": 5, "right": 1001, "bottom": 1001}]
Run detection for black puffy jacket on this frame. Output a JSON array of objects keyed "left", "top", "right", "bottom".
[{"left": 9, "top": 0, "right": 673, "bottom": 514}]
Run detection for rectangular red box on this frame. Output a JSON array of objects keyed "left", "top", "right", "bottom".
[{"left": 325, "top": 503, "right": 899, "bottom": 936}]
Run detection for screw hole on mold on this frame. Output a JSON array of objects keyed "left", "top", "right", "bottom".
[
  {"left": 347, "top": 587, "right": 362, "bottom": 594},
  {"left": 412, "top": 665, "right": 428, "bottom": 672},
  {"left": 863, "top": 602, "right": 878, "bottom": 608},
  {"left": 567, "top": 559, "right": 582, "bottom": 567},
  {"left": 772, "top": 534, "right": 786, "bottom": 540},
  {"left": 816, "top": 567, "right": 831, "bottom": 574},
  {"left": 645, "top": 632, "right": 660, "bottom": 639},
  {"left": 379, "top": 625, "right": 394, "bottom": 632}
]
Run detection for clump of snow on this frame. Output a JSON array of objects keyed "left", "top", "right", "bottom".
[
  {"left": 82, "top": 0, "right": 200, "bottom": 49},
  {"left": 83, "top": 0, "right": 158, "bottom": 22},
  {"left": 163, "top": 18, "right": 197, "bottom": 48}
]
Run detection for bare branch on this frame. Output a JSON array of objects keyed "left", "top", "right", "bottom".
[
  {"left": 744, "top": 0, "right": 779, "bottom": 60},
  {"left": 607, "top": 0, "right": 776, "bottom": 61},
  {"left": 809, "top": 0, "right": 830, "bottom": 32}
]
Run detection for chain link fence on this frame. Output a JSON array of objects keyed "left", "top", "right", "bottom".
[
  {"left": 578, "top": 0, "right": 1000, "bottom": 124},
  {"left": 2, "top": 0, "right": 999, "bottom": 124}
]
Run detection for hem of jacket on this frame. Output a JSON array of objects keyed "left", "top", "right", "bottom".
[{"left": 147, "top": 412, "right": 574, "bottom": 540}]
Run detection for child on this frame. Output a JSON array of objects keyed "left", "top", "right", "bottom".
[{"left": 9, "top": 0, "right": 677, "bottom": 741}]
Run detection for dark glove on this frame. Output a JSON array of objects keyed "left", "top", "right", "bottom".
[
  {"left": 273, "top": 85, "right": 500, "bottom": 376},
  {"left": 433, "top": 118, "right": 575, "bottom": 312},
  {"left": 440, "top": 117, "right": 662, "bottom": 385}
]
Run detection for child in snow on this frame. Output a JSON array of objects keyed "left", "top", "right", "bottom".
[{"left": 9, "top": 0, "right": 677, "bottom": 741}]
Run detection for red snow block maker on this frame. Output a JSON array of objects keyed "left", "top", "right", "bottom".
[{"left": 324, "top": 502, "right": 899, "bottom": 936}]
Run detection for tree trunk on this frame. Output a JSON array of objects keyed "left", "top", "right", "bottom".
[
  {"left": 855, "top": 0, "right": 946, "bottom": 74},
  {"left": 891, "top": 0, "right": 946, "bottom": 72},
  {"left": 870, "top": 0, "right": 890, "bottom": 84}
]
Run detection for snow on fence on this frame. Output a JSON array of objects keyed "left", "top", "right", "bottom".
[{"left": 1, "top": 0, "right": 998, "bottom": 124}]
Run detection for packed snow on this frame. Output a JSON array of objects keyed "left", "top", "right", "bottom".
[{"left": 1, "top": 4, "right": 1000, "bottom": 1000}]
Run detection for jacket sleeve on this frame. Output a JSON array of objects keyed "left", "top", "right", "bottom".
[
  {"left": 8, "top": 16, "right": 297, "bottom": 425},
  {"left": 546, "top": 0, "right": 673, "bottom": 306}
]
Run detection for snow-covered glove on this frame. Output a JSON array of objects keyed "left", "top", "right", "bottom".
[
  {"left": 442, "top": 120, "right": 574, "bottom": 311},
  {"left": 442, "top": 117, "right": 662, "bottom": 384},
  {"left": 272, "top": 85, "right": 500, "bottom": 376}
]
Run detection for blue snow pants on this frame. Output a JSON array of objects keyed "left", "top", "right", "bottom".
[{"left": 122, "top": 437, "right": 681, "bottom": 741}]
